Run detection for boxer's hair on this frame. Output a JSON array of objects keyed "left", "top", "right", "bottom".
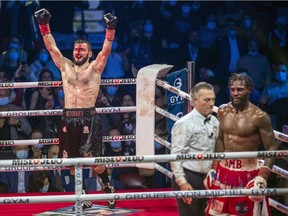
[
  {"left": 228, "top": 73, "right": 254, "bottom": 90},
  {"left": 74, "top": 40, "right": 92, "bottom": 52},
  {"left": 190, "top": 82, "right": 214, "bottom": 99}
]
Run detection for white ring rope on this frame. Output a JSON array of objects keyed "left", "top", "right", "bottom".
[
  {"left": 154, "top": 134, "right": 171, "bottom": 149},
  {"left": 0, "top": 78, "right": 137, "bottom": 89},
  {"left": 155, "top": 105, "right": 180, "bottom": 122},
  {"left": 154, "top": 163, "right": 173, "bottom": 179},
  {"left": 0, "top": 138, "right": 59, "bottom": 146},
  {"left": 0, "top": 135, "right": 137, "bottom": 147},
  {"left": 156, "top": 79, "right": 191, "bottom": 101},
  {"left": 0, "top": 106, "right": 136, "bottom": 117},
  {"left": 272, "top": 165, "right": 288, "bottom": 179},
  {"left": 0, "top": 151, "right": 287, "bottom": 167},
  {"left": 0, "top": 188, "right": 287, "bottom": 204},
  {"left": 0, "top": 164, "right": 137, "bottom": 173},
  {"left": 269, "top": 198, "right": 288, "bottom": 214}
]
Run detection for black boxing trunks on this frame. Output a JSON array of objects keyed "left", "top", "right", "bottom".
[{"left": 58, "top": 107, "right": 102, "bottom": 158}]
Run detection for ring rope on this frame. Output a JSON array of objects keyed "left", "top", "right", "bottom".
[
  {"left": 0, "top": 188, "right": 287, "bottom": 204},
  {"left": 154, "top": 134, "right": 171, "bottom": 149},
  {"left": 154, "top": 163, "right": 173, "bottom": 179},
  {"left": 268, "top": 198, "right": 288, "bottom": 214},
  {"left": 0, "top": 151, "right": 287, "bottom": 167},
  {"left": 0, "top": 106, "right": 136, "bottom": 117},
  {"left": 156, "top": 79, "right": 191, "bottom": 101},
  {"left": 155, "top": 105, "right": 180, "bottom": 122},
  {"left": 0, "top": 134, "right": 137, "bottom": 147},
  {"left": 0, "top": 163, "right": 138, "bottom": 173},
  {"left": 0, "top": 78, "right": 137, "bottom": 89},
  {"left": 272, "top": 165, "right": 288, "bottom": 179}
]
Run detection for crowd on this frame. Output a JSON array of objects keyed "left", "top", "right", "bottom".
[{"left": 0, "top": 1, "right": 287, "bottom": 215}]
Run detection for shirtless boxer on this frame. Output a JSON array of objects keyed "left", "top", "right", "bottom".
[
  {"left": 34, "top": 8, "right": 117, "bottom": 209},
  {"left": 205, "top": 74, "right": 278, "bottom": 216}
]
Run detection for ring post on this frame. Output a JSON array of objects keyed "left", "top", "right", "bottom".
[
  {"left": 74, "top": 165, "right": 83, "bottom": 215},
  {"left": 136, "top": 64, "right": 173, "bottom": 169}
]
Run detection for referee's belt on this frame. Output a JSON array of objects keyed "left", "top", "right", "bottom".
[{"left": 63, "top": 109, "right": 96, "bottom": 117}]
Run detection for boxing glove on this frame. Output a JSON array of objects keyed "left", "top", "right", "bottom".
[
  {"left": 34, "top": 8, "right": 51, "bottom": 36},
  {"left": 203, "top": 169, "right": 216, "bottom": 189},
  {"left": 245, "top": 176, "right": 267, "bottom": 202},
  {"left": 102, "top": 13, "right": 117, "bottom": 30}
]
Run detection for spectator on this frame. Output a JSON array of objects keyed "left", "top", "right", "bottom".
[
  {"left": 212, "top": 18, "right": 248, "bottom": 86},
  {"left": 27, "top": 69, "right": 55, "bottom": 111},
  {"left": 29, "top": 128, "right": 45, "bottom": 159},
  {"left": 4, "top": 1, "right": 39, "bottom": 50},
  {"left": 124, "top": 27, "right": 153, "bottom": 72},
  {"left": 237, "top": 12, "right": 267, "bottom": 47},
  {"left": 259, "top": 63, "right": 288, "bottom": 131},
  {"left": 199, "top": 13, "right": 221, "bottom": 48},
  {"left": 120, "top": 94, "right": 136, "bottom": 156},
  {"left": 0, "top": 70, "right": 9, "bottom": 82},
  {"left": 28, "top": 48, "right": 61, "bottom": 82},
  {"left": 28, "top": 171, "right": 60, "bottom": 193},
  {"left": 104, "top": 128, "right": 125, "bottom": 157},
  {"left": 0, "top": 36, "right": 28, "bottom": 70},
  {"left": 98, "top": 85, "right": 122, "bottom": 135},
  {"left": 1, "top": 145, "right": 32, "bottom": 193},
  {"left": 142, "top": 19, "right": 164, "bottom": 64},
  {"left": 268, "top": 16, "right": 288, "bottom": 65},
  {"left": 30, "top": 94, "right": 61, "bottom": 138},
  {"left": 236, "top": 37, "right": 272, "bottom": 92},
  {"left": 180, "top": 28, "right": 214, "bottom": 83},
  {"left": 102, "top": 37, "right": 128, "bottom": 79},
  {"left": 0, "top": 88, "right": 32, "bottom": 143},
  {"left": 47, "top": 145, "right": 72, "bottom": 192}
]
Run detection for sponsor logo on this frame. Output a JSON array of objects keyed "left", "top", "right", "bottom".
[
  {"left": 3, "top": 198, "right": 29, "bottom": 204},
  {"left": 83, "top": 126, "right": 89, "bottom": 134},
  {"left": 257, "top": 151, "right": 287, "bottom": 158},
  {"left": 100, "top": 107, "right": 121, "bottom": 113},
  {"left": 0, "top": 83, "right": 14, "bottom": 88},
  {"left": 176, "top": 153, "right": 225, "bottom": 160},
  {"left": 38, "top": 81, "right": 63, "bottom": 87},
  {"left": 0, "top": 140, "right": 15, "bottom": 146},
  {"left": 95, "top": 156, "right": 144, "bottom": 164},
  {"left": 12, "top": 159, "right": 63, "bottom": 166},
  {"left": 38, "top": 139, "right": 59, "bottom": 144},
  {"left": 102, "top": 135, "right": 136, "bottom": 142},
  {"left": 101, "top": 78, "right": 136, "bottom": 84}
]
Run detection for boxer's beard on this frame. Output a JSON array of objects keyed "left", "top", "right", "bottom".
[
  {"left": 73, "top": 54, "right": 89, "bottom": 66},
  {"left": 231, "top": 95, "right": 249, "bottom": 109}
]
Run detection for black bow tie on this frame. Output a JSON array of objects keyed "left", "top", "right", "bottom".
[{"left": 204, "top": 116, "right": 211, "bottom": 124}]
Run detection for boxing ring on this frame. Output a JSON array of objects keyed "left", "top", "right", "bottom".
[{"left": 0, "top": 64, "right": 288, "bottom": 215}]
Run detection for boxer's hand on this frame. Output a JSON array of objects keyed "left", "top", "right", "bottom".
[
  {"left": 203, "top": 169, "right": 216, "bottom": 189},
  {"left": 34, "top": 8, "right": 51, "bottom": 25},
  {"left": 102, "top": 13, "right": 117, "bottom": 30},
  {"left": 246, "top": 176, "right": 267, "bottom": 202}
]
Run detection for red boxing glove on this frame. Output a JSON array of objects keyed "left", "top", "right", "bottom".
[{"left": 203, "top": 169, "right": 216, "bottom": 189}]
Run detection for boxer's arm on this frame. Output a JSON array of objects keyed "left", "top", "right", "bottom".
[
  {"left": 257, "top": 110, "right": 278, "bottom": 179},
  {"left": 43, "top": 34, "right": 65, "bottom": 71},
  {"left": 34, "top": 8, "right": 65, "bottom": 71},
  {"left": 93, "top": 13, "right": 117, "bottom": 74}
]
